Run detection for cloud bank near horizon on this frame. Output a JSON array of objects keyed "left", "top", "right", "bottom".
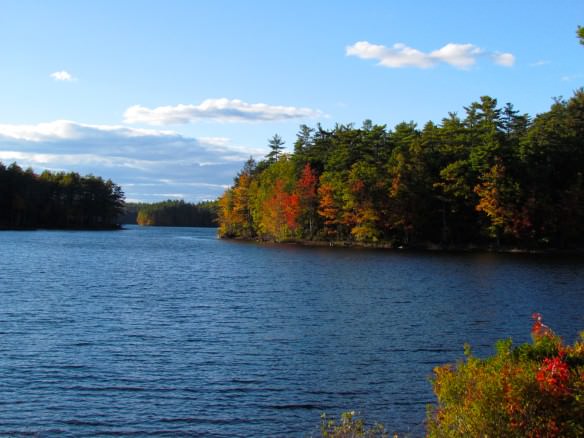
[
  {"left": 123, "top": 98, "right": 323, "bottom": 125},
  {"left": 0, "top": 120, "right": 264, "bottom": 202},
  {"left": 346, "top": 41, "right": 515, "bottom": 70}
]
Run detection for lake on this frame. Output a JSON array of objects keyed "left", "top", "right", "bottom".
[{"left": 0, "top": 226, "right": 583, "bottom": 436}]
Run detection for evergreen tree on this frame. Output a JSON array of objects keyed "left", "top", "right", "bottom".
[
  {"left": 266, "top": 134, "right": 286, "bottom": 163},
  {"left": 218, "top": 91, "right": 584, "bottom": 249}
]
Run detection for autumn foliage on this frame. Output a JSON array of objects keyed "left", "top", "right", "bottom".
[
  {"left": 427, "top": 314, "right": 584, "bottom": 437},
  {"left": 262, "top": 179, "right": 300, "bottom": 239},
  {"left": 219, "top": 91, "right": 584, "bottom": 247}
]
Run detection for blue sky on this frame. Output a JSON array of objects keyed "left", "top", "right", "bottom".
[{"left": 0, "top": 1, "right": 582, "bottom": 202}]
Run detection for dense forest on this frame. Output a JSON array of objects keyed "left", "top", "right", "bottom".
[
  {"left": 218, "top": 91, "right": 584, "bottom": 249},
  {"left": 135, "top": 200, "right": 218, "bottom": 227},
  {"left": 0, "top": 162, "right": 124, "bottom": 229},
  {"left": 117, "top": 202, "right": 145, "bottom": 224}
]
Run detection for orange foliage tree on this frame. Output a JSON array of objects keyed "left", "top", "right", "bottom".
[
  {"left": 261, "top": 179, "right": 301, "bottom": 241},
  {"left": 218, "top": 171, "right": 254, "bottom": 238},
  {"left": 474, "top": 161, "right": 523, "bottom": 244},
  {"left": 317, "top": 180, "right": 341, "bottom": 239}
]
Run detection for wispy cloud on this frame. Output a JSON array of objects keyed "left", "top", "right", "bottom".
[
  {"left": 123, "top": 98, "right": 323, "bottom": 125},
  {"left": 346, "top": 41, "right": 515, "bottom": 70},
  {"left": 50, "top": 70, "right": 75, "bottom": 81},
  {"left": 0, "top": 120, "right": 262, "bottom": 201},
  {"left": 561, "top": 74, "right": 584, "bottom": 82},
  {"left": 530, "top": 60, "right": 550, "bottom": 67}
]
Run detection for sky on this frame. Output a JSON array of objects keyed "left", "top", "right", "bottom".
[{"left": 0, "top": 1, "right": 582, "bottom": 203}]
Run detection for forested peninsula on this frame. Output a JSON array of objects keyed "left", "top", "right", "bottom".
[
  {"left": 0, "top": 162, "right": 124, "bottom": 229},
  {"left": 218, "top": 91, "right": 584, "bottom": 250}
]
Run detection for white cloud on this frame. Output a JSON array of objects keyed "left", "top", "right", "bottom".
[
  {"left": 0, "top": 150, "right": 154, "bottom": 170},
  {"left": 198, "top": 136, "right": 232, "bottom": 147},
  {"left": 346, "top": 41, "right": 434, "bottom": 68},
  {"left": 50, "top": 70, "right": 75, "bottom": 81},
  {"left": 346, "top": 41, "right": 515, "bottom": 70},
  {"left": 123, "top": 98, "right": 323, "bottom": 125},
  {"left": 492, "top": 52, "right": 516, "bottom": 67},
  {"left": 0, "top": 120, "right": 263, "bottom": 202},
  {"left": 431, "top": 43, "right": 482, "bottom": 68},
  {"left": 0, "top": 120, "right": 177, "bottom": 144},
  {"left": 530, "top": 60, "right": 550, "bottom": 67}
]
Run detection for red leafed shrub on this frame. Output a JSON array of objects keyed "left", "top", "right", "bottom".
[
  {"left": 532, "top": 312, "right": 554, "bottom": 340},
  {"left": 536, "top": 355, "right": 571, "bottom": 396},
  {"left": 427, "top": 314, "right": 584, "bottom": 437}
]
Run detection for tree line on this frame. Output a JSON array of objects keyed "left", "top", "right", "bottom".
[
  {"left": 134, "top": 199, "right": 218, "bottom": 227},
  {"left": 218, "top": 91, "right": 584, "bottom": 249},
  {"left": 0, "top": 162, "right": 124, "bottom": 229}
]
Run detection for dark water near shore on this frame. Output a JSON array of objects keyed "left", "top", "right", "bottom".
[{"left": 0, "top": 226, "right": 583, "bottom": 437}]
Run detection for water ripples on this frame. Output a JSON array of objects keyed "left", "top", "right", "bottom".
[{"left": 0, "top": 226, "right": 583, "bottom": 436}]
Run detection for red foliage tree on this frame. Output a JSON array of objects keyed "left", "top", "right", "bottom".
[{"left": 296, "top": 163, "right": 319, "bottom": 237}]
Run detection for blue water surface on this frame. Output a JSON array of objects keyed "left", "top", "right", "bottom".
[{"left": 0, "top": 226, "right": 583, "bottom": 436}]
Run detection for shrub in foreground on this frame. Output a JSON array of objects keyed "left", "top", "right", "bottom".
[
  {"left": 427, "top": 314, "right": 584, "bottom": 437},
  {"left": 320, "top": 411, "right": 390, "bottom": 438}
]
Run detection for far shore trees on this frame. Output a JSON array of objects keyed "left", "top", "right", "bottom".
[
  {"left": 0, "top": 163, "right": 124, "bottom": 229},
  {"left": 136, "top": 199, "right": 217, "bottom": 227}
]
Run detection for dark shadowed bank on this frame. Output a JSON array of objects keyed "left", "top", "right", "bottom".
[
  {"left": 0, "top": 162, "right": 124, "bottom": 230},
  {"left": 0, "top": 163, "right": 220, "bottom": 231},
  {"left": 219, "top": 235, "right": 584, "bottom": 255}
]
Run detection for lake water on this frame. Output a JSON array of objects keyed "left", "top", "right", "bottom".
[{"left": 0, "top": 226, "right": 583, "bottom": 436}]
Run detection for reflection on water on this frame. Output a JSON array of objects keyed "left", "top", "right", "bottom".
[{"left": 0, "top": 226, "right": 583, "bottom": 436}]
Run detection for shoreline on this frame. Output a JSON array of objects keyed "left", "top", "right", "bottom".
[{"left": 219, "top": 236, "right": 584, "bottom": 255}]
